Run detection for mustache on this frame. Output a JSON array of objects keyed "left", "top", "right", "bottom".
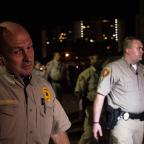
[{"left": 22, "top": 60, "right": 33, "bottom": 66}]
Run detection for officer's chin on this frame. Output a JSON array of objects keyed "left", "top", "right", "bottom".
[
  {"left": 139, "top": 57, "right": 143, "bottom": 61},
  {"left": 21, "top": 71, "right": 32, "bottom": 78}
]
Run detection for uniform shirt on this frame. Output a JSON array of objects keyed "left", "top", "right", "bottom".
[
  {"left": 32, "top": 68, "right": 47, "bottom": 79},
  {"left": 97, "top": 57, "right": 144, "bottom": 113},
  {"left": 46, "top": 59, "right": 66, "bottom": 81},
  {"left": 75, "top": 66, "right": 99, "bottom": 102},
  {"left": 0, "top": 72, "right": 71, "bottom": 144}
]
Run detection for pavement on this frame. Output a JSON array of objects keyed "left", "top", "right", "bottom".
[
  {"left": 49, "top": 91, "right": 82, "bottom": 144},
  {"left": 61, "top": 92, "right": 83, "bottom": 144}
]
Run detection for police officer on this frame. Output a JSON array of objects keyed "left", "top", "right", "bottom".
[
  {"left": 46, "top": 52, "right": 68, "bottom": 102},
  {"left": 75, "top": 54, "right": 100, "bottom": 144},
  {"left": 93, "top": 36, "right": 144, "bottom": 144},
  {"left": 0, "top": 21, "right": 71, "bottom": 144}
]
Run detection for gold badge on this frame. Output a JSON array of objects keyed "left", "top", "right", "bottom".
[
  {"left": 42, "top": 87, "right": 51, "bottom": 102},
  {"left": 101, "top": 68, "right": 111, "bottom": 77}
]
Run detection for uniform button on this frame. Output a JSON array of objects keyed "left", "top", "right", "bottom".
[
  {"left": 29, "top": 130, "right": 33, "bottom": 133},
  {"left": 30, "top": 109, "right": 32, "bottom": 112}
]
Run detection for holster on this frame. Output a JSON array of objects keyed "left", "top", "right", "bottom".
[
  {"left": 106, "top": 105, "right": 121, "bottom": 130},
  {"left": 140, "top": 113, "right": 144, "bottom": 121}
]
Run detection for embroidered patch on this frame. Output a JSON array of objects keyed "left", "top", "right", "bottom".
[
  {"left": 101, "top": 67, "right": 111, "bottom": 77},
  {"left": 42, "top": 87, "right": 51, "bottom": 102}
]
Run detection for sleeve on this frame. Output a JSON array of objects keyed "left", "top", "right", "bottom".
[
  {"left": 97, "top": 65, "right": 113, "bottom": 96},
  {"left": 74, "top": 70, "right": 89, "bottom": 94},
  {"left": 74, "top": 75, "right": 81, "bottom": 92},
  {"left": 46, "top": 62, "right": 52, "bottom": 77},
  {"left": 51, "top": 99, "right": 71, "bottom": 134}
]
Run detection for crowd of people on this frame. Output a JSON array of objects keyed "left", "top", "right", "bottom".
[{"left": 0, "top": 21, "right": 144, "bottom": 144}]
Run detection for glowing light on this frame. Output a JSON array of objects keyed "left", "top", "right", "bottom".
[
  {"left": 76, "top": 65, "right": 79, "bottom": 69},
  {"left": 46, "top": 41, "right": 49, "bottom": 45},
  {"left": 107, "top": 46, "right": 111, "bottom": 50},
  {"left": 65, "top": 53, "right": 70, "bottom": 57},
  {"left": 90, "top": 39, "right": 94, "bottom": 43},
  {"left": 75, "top": 56, "right": 79, "bottom": 59},
  {"left": 80, "top": 21, "right": 84, "bottom": 38},
  {"left": 115, "top": 19, "right": 119, "bottom": 41}
]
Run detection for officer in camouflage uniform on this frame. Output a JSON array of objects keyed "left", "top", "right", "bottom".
[{"left": 75, "top": 54, "right": 100, "bottom": 144}]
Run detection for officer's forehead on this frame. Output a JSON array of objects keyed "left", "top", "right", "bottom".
[
  {"left": 0, "top": 21, "right": 31, "bottom": 43},
  {"left": 0, "top": 21, "right": 29, "bottom": 41},
  {"left": 0, "top": 21, "right": 26, "bottom": 32}
]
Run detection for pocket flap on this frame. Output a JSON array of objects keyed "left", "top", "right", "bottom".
[{"left": 0, "top": 100, "right": 18, "bottom": 116}]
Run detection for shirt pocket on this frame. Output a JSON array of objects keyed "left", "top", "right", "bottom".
[
  {"left": 40, "top": 102, "right": 53, "bottom": 116},
  {"left": 0, "top": 104, "right": 17, "bottom": 139},
  {"left": 39, "top": 102, "right": 53, "bottom": 136}
]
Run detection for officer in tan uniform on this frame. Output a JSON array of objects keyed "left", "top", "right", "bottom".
[
  {"left": 93, "top": 36, "right": 144, "bottom": 144},
  {"left": 46, "top": 52, "right": 69, "bottom": 102},
  {"left": 0, "top": 21, "right": 71, "bottom": 144},
  {"left": 75, "top": 55, "right": 100, "bottom": 144}
]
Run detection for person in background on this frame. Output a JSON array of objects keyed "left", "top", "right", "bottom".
[
  {"left": 75, "top": 54, "right": 101, "bottom": 144},
  {"left": 0, "top": 21, "right": 71, "bottom": 144},
  {"left": 46, "top": 52, "right": 70, "bottom": 102},
  {"left": 93, "top": 36, "right": 144, "bottom": 144}
]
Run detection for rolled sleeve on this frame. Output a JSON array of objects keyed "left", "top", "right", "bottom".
[
  {"left": 52, "top": 99, "right": 71, "bottom": 134},
  {"left": 97, "top": 66, "right": 112, "bottom": 96}
]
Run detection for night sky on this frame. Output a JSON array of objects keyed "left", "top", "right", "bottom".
[
  {"left": 0, "top": 0, "right": 139, "bottom": 28},
  {"left": 0, "top": 0, "right": 140, "bottom": 54},
  {"left": 0, "top": 0, "right": 139, "bottom": 62}
]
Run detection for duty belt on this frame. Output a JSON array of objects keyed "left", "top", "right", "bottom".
[{"left": 119, "top": 111, "right": 144, "bottom": 121}]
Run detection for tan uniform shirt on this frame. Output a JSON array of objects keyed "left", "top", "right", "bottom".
[
  {"left": 97, "top": 57, "right": 144, "bottom": 113},
  {"left": 46, "top": 60, "right": 66, "bottom": 81},
  {"left": 0, "top": 73, "right": 71, "bottom": 144}
]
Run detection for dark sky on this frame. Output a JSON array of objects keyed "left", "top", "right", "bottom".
[
  {"left": 0, "top": 0, "right": 139, "bottom": 61},
  {"left": 0, "top": 0, "right": 140, "bottom": 47},
  {"left": 0, "top": 0, "right": 139, "bottom": 28}
]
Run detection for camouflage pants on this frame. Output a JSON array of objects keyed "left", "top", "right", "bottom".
[{"left": 78, "top": 106, "right": 98, "bottom": 144}]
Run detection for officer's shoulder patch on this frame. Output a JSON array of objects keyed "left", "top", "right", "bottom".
[
  {"left": 101, "top": 67, "right": 111, "bottom": 78},
  {"left": 42, "top": 87, "right": 52, "bottom": 102}
]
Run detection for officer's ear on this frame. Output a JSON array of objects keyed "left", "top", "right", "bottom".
[{"left": 125, "top": 48, "right": 131, "bottom": 54}]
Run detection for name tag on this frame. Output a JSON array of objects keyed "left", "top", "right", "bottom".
[{"left": 0, "top": 100, "right": 18, "bottom": 105}]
